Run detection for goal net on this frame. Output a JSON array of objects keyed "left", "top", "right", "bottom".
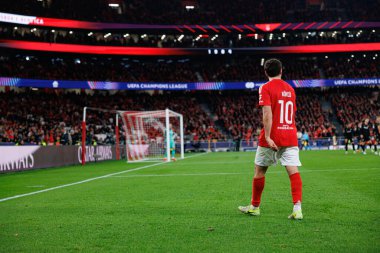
[
  {"left": 119, "top": 109, "right": 184, "bottom": 162},
  {"left": 81, "top": 108, "right": 184, "bottom": 164}
]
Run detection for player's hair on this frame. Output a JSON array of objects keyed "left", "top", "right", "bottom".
[{"left": 264, "top": 58, "right": 282, "bottom": 77}]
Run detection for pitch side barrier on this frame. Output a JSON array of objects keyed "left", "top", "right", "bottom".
[
  {"left": 1, "top": 77, "right": 380, "bottom": 90},
  {"left": 0, "top": 145, "right": 125, "bottom": 173}
]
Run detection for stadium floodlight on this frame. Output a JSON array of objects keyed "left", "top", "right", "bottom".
[
  {"left": 108, "top": 3, "right": 119, "bottom": 7},
  {"left": 185, "top": 5, "right": 195, "bottom": 10},
  {"left": 81, "top": 108, "right": 184, "bottom": 165}
]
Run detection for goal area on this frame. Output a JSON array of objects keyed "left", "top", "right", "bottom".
[{"left": 81, "top": 108, "right": 184, "bottom": 165}]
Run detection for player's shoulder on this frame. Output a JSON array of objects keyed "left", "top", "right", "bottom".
[{"left": 258, "top": 81, "right": 270, "bottom": 94}]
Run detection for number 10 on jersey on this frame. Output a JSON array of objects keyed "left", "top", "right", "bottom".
[{"left": 278, "top": 100, "right": 294, "bottom": 124}]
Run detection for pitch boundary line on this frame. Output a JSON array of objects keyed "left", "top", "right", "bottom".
[
  {"left": 111, "top": 167, "right": 379, "bottom": 178},
  {"left": 0, "top": 152, "right": 208, "bottom": 203},
  {"left": 112, "top": 172, "right": 244, "bottom": 178}
]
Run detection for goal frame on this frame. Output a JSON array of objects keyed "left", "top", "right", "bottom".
[{"left": 81, "top": 107, "right": 184, "bottom": 165}]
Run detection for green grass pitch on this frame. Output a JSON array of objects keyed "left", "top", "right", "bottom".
[{"left": 0, "top": 151, "right": 379, "bottom": 252}]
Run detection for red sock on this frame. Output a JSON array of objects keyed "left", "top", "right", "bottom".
[
  {"left": 289, "top": 173, "right": 302, "bottom": 204},
  {"left": 251, "top": 177, "right": 265, "bottom": 206}
]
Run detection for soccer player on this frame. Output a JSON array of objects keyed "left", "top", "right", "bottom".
[
  {"left": 344, "top": 123, "right": 355, "bottom": 154},
  {"left": 359, "top": 119, "right": 370, "bottom": 155},
  {"left": 352, "top": 123, "right": 360, "bottom": 152},
  {"left": 164, "top": 124, "right": 177, "bottom": 161},
  {"left": 238, "top": 59, "right": 303, "bottom": 220},
  {"left": 374, "top": 122, "right": 380, "bottom": 155},
  {"left": 369, "top": 121, "right": 379, "bottom": 155}
]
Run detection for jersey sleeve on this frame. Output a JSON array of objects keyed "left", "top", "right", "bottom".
[{"left": 258, "top": 85, "right": 271, "bottom": 106}]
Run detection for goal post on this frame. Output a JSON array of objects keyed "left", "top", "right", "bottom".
[
  {"left": 81, "top": 107, "right": 184, "bottom": 165},
  {"left": 119, "top": 108, "right": 184, "bottom": 163}
]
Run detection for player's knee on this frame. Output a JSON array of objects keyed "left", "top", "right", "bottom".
[
  {"left": 254, "top": 165, "right": 267, "bottom": 177},
  {"left": 285, "top": 166, "right": 299, "bottom": 175}
]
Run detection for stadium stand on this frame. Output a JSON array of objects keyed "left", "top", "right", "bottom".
[
  {"left": 1, "top": 54, "right": 379, "bottom": 82},
  {"left": 1, "top": 0, "right": 378, "bottom": 23},
  {"left": 1, "top": 87, "right": 378, "bottom": 145},
  {"left": 1, "top": 27, "right": 379, "bottom": 48}
]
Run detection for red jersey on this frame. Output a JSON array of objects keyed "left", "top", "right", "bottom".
[{"left": 258, "top": 79, "right": 298, "bottom": 147}]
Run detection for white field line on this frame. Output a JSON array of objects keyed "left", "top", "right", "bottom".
[
  {"left": 112, "top": 172, "right": 245, "bottom": 178},
  {"left": 111, "top": 167, "right": 379, "bottom": 179},
  {"left": 0, "top": 152, "right": 208, "bottom": 203}
]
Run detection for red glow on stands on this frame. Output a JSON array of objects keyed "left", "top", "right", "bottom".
[
  {"left": 329, "top": 21, "right": 341, "bottom": 29},
  {"left": 1, "top": 40, "right": 380, "bottom": 55},
  {"left": 208, "top": 25, "right": 219, "bottom": 33},
  {"left": 256, "top": 23, "right": 281, "bottom": 32},
  {"left": 304, "top": 22, "right": 316, "bottom": 30},
  {"left": 0, "top": 40, "right": 193, "bottom": 55},
  {"left": 244, "top": 24, "right": 256, "bottom": 32},
  {"left": 342, "top": 21, "right": 353, "bottom": 28},
  {"left": 273, "top": 43, "right": 380, "bottom": 54},
  {"left": 39, "top": 17, "right": 98, "bottom": 29},
  {"left": 280, "top": 23, "right": 292, "bottom": 31},
  {"left": 200, "top": 34, "right": 209, "bottom": 38},
  {"left": 175, "top": 26, "right": 184, "bottom": 32},
  {"left": 232, "top": 25, "right": 243, "bottom": 32},
  {"left": 292, "top": 22, "right": 304, "bottom": 30},
  {"left": 246, "top": 34, "right": 256, "bottom": 37},
  {"left": 354, "top": 21, "right": 364, "bottom": 28},
  {"left": 317, "top": 21, "right": 329, "bottom": 29},
  {"left": 219, "top": 25, "right": 231, "bottom": 33},
  {"left": 184, "top": 25, "right": 196, "bottom": 33},
  {"left": 196, "top": 25, "right": 207, "bottom": 33}
]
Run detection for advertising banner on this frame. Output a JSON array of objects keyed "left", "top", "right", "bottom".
[
  {"left": 0, "top": 77, "right": 379, "bottom": 91},
  {"left": 1, "top": 12, "right": 379, "bottom": 32},
  {"left": 0, "top": 145, "right": 118, "bottom": 173}
]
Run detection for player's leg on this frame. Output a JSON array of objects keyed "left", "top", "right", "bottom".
[
  {"left": 238, "top": 164, "right": 267, "bottom": 216},
  {"left": 344, "top": 139, "right": 348, "bottom": 154},
  {"left": 279, "top": 147, "right": 303, "bottom": 220},
  {"left": 286, "top": 166, "right": 303, "bottom": 219},
  {"left": 170, "top": 142, "right": 176, "bottom": 161},
  {"left": 360, "top": 137, "right": 366, "bottom": 154},
  {"left": 374, "top": 140, "right": 378, "bottom": 155},
  {"left": 369, "top": 140, "right": 373, "bottom": 153},
  {"left": 238, "top": 146, "right": 275, "bottom": 216},
  {"left": 350, "top": 138, "right": 356, "bottom": 154}
]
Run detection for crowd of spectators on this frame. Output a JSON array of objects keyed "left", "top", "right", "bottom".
[
  {"left": 296, "top": 90, "right": 336, "bottom": 138},
  {"left": 2, "top": 54, "right": 379, "bottom": 82},
  {"left": 1, "top": 87, "right": 378, "bottom": 146},
  {"left": 331, "top": 88, "right": 380, "bottom": 126},
  {"left": 3, "top": 54, "right": 379, "bottom": 83},
  {"left": 0, "top": 91, "right": 222, "bottom": 145},
  {"left": 1, "top": 0, "right": 378, "bottom": 24},
  {"left": 322, "top": 56, "right": 380, "bottom": 78},
  {"left": 1, "top": 26, "right": 378, "bottom": 48}
]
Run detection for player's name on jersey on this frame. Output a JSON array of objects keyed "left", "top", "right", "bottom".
[{"left": 281, "top": 91, "right": 292, "bottom": 97}]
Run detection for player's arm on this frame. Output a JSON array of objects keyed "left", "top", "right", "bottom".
[{"left": 262, "top": 105, "right": 278, "bottom": 151}]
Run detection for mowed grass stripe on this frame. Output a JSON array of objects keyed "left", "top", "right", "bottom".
[
  {"left": 0, "top": 153, "right": 209, "bottom": 203},
  {"left": 0, "top": 151, "right": 379, "bottom": 252}
]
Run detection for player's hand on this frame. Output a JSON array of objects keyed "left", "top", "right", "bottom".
[{"left": 265, "top": 137, "right": 278, "bottom": 151}]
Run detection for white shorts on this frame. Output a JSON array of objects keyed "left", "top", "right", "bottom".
[{"left": 254, "top": 146, "right": 302, "bottom": 167}]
